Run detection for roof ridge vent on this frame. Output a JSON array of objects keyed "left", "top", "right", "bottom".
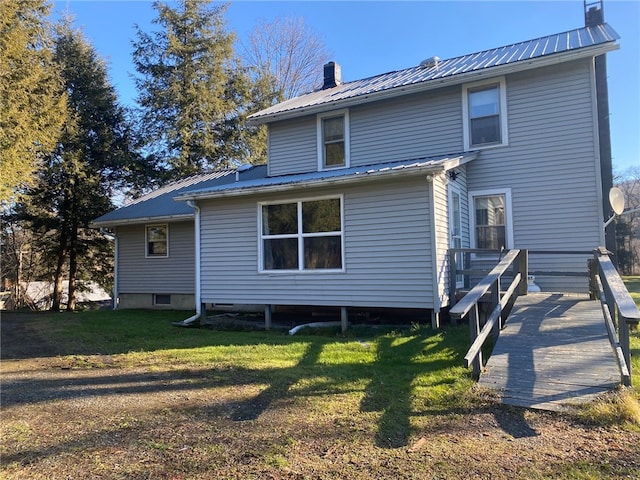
[{"left": 420, "top": 56, "right": 440, "bottom": 69}]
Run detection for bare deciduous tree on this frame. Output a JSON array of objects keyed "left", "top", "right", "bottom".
[
  {"left": 614, "top": 166, "right": 640, "bottom": 274},
  {"left": 241, "top": 16, "right": 332, "bottom": 101}
]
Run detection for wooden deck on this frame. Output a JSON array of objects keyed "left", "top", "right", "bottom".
[{"left": 478, "top": 292, "right": 621, "bottom": 411}]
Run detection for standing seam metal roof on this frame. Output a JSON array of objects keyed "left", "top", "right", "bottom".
[
  {"left": 175, "top": 152, "right": 477, "bottom": 201},
  {"left": 249, "top": 23, "right": 619, "bottom": 121},
  {"left": 91, "top": 166, "right": 268, "bottom": 226}
]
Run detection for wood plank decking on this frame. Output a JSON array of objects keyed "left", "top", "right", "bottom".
[{"left": 478, "top": 292, "right": 621, "bottom": 411}]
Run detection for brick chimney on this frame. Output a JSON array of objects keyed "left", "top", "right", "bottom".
[
  {"left": 584, "top": 0, "right": 604, "bottom": 26},
  {"left": 323, "top": 61, "right": 342, "bottom": 89}
]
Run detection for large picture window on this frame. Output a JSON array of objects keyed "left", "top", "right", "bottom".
[
  {"left": 146, "top": 224, "right": 168, "bottom": 257},
  {"left": 260, "top": 197, "right": 343, "bottom": 271},
  {"left": 463, "top": 77, "right": 507, "bottom": 150},
  {"left": 317, "top": 110, "right": 349, "bottom": 170}
]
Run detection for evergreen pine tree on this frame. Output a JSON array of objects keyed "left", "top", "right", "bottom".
[
  {"left": 0, "top": 0, "right": 66, "bottom": 204},
  {"left": 21, "top": 19, "right": 136, "bottom": 311},
  {"left": 133, "top": 0, "right": 271, "bottom": 177}
]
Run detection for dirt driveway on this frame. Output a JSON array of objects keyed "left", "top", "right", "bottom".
[{"left": 2, "top": 312, "right": 640, "bottom": 479}]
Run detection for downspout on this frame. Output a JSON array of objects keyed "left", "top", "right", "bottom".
[
  {"left": 113, "top": 231, "right": 119, "bottom": 310},
  {"left": 173, "top": 200, "right": 202, "bottom": 326}
]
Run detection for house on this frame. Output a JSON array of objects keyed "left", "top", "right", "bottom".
[
  {"left": 91, "top": 166, "right": 267, "bottom": 310},
  {"left": 95, "top": 5, "right": 620, "bottom": 327}
]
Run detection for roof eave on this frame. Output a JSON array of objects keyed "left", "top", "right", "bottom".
[
  {"left": 90, "top": 213, "right": 194, "bottom": 229},
  {"left": 176, "top": 154, "right": 477, "bottom": 202},
  {"left": 249, "top": 42, "right": 618, "bottom": 125}
]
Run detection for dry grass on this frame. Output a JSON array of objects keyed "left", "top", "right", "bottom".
[{"left": 577, "top": 387, "right": 640, "bottom": 427}]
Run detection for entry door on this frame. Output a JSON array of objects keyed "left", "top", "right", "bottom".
[{"left": 449, "top": 188, "right": 464, "bottom": 288}]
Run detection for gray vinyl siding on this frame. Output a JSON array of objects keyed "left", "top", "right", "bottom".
[
  {"left": 349, "top": 86, "right": 461, "bottom": 166},
  {"left": 267, "top": 87, "right": 461, "bottom": 175},
  {"left": 267, "top": 118, "right": 317, "bottom": 176},
  {"left": 431, "top": 174, "right": 450, "bottom": 308},
  {"left": 117, "top": 221, "right": 195, "bottom": 294},
  {"left": 467, "top": 58, "right": 602, "bottom": 292},
  {"left": 199, "top": 177, "right": 436, "bottom": 309}
]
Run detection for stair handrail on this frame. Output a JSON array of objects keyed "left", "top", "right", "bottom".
[
  {"left": 450, "top": 249, "right": 527, "bottom": 379},
  {"left": 590, "top": 247, "right": 640, "bottom": 386}
]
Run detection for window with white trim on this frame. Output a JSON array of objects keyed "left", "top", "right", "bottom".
[
  {"left": 260, "top": 197, "right": 343, "bottom": 271},
  {"left": 146, "top": 224, "right": 168, "bottom": 257},
  {"left": 463, "top": 77, "right": 507, "bottom": 149},
  {"left": 469, "top": 189, "right": 513, "bottom": 251},
  {"left": 317, "top": 110, "right": 349, "bottom": 169},
  {"left": 474, "top": 195, "right": 506, "bottom": 249}
]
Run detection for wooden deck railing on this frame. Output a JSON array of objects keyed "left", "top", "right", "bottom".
[
  {"left": 449, "top": 249, "right": 527, "bottom": 379},
  {"left": 589, "top": 247, "right": 640, "bottom": 386}
]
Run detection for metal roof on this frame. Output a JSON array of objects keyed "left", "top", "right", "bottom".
[
  {"left": 250, "top": 23, "right": 619, "bottom": 123},
  {"left": 176, "top": 152, "right": 477, "bottom": 202},
  {"left": 91, "top": 165, "right": 268, "bottom": 227}
]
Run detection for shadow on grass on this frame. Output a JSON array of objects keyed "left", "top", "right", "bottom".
[{"left": 1, "top": 310, "right": 494, "bottom": 451}]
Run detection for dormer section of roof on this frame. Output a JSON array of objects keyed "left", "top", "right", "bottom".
[{"left": 248, "top": 22, "right": 619, "bottom": 125}]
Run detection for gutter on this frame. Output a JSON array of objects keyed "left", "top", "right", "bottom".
[
  {"left": 90, "top": 213, "right": 193, "bottom": 229},
  {"left": 173, "top": 201, "right": 202, "bottom": 327},
  {"left": 113, "top": 232, "right": 119, "bottom": 310},
  {"left": 249, "top": 43, "right": 618, "bottom": 125}
]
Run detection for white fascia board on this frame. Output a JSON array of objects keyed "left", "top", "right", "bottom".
[
  {"left": 90, "top": 213, "right": 194, "bottom": 229},
  {"left": 249, "top": 43, "right": 618, "bottom": 125}
]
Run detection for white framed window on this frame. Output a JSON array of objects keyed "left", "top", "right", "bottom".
[
  {"left": 317, "top": 109, "right": 350, "bottom": 170},
  {"left": 146, "top": 224, "right": 168, "bottom": 257},
  {"left": 259, "top": 196, "right": 344, "bottom": 272},
  {"left": 469, "top": 189, "right": 513, "bottom": 250},
  {"left": 462, "top": 77, "right": 508, "bottom": 150}
]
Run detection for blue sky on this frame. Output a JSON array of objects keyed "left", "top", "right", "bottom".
[{"left": 53, "top": 1, "right": 639, "bottom": 172}]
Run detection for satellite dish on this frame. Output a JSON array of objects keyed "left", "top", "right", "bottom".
[{"left": 609, "top": 187, "right": 625, "bottom": 215}]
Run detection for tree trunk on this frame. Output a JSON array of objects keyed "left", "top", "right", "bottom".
[
  {"left": 67, "top": 227, "right": 78, "bottom": 312},
  {"left": 51, "top": 251, "right": 65, "bottom": 311},
  {"left": 51, "top": 231, "right": 67, "bottom": 311}
]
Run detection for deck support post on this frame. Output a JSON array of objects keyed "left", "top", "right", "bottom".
[
  {"left": 449, "top": 249, "right": 458, "bottom": 310},
  {"left": 431, "top": 310, "right": 440, "bottom": 329},
  {"left": 517, "top": 249, "right": 528, "bottom": 296},
  {"left": 265, "top": 305, "right": 272, "bottom": 330},
  {"left": 469, "top": 305, "right": 482, "bottom": 379},
  {"left": 340, "top": 307, "right": 348, "bottom": 333},
  {"left": 619, "top": 308, "right": 632, "bottom": 382},
  {"left": 491, "top": 278, "right": 501, "bottom": 334}
]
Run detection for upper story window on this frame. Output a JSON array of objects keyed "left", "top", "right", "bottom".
[
  {"left": 146, "top": 224, "right": 168, "bottom": 257},
  {"left": 463, "top": 77, "right": 508, "bottom": 150},
  {"left": 317, "top": 109, "right": 350, "bottom": 170},
  {"left": 260, "top": 196, "right": 344, "bottom": 272}
]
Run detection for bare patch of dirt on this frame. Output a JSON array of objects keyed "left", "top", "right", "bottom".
[{"left": 1, "top": 312, "right": 639, "bottom": 479}]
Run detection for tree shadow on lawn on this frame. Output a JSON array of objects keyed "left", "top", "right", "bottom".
[{"left": 1, "top": 318, "right": 536, "bottom": 451}]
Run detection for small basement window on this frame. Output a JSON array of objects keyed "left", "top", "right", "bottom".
[{"left": 153, "top": 294, "right": 171, "bottom": 305}]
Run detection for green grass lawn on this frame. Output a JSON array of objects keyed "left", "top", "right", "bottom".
[
  {"left": 30, "top": 309, "right": 477, "bottom": 434},
  {"left": 623, "top": 276, "right": 640, "bottom": 396},
  {"left": 3, "top": 300, "right": 640, "bottom": 479}
]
